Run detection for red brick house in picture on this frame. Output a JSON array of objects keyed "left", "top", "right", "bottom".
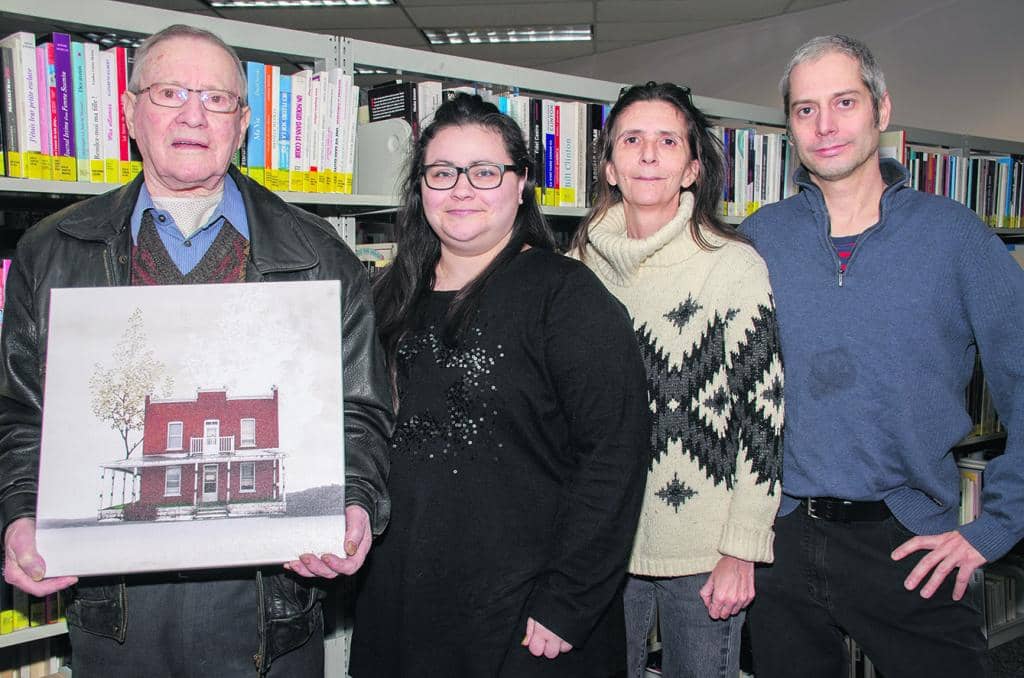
[{"left": 98, "top": 387, "right": 287, "bottom": 522}]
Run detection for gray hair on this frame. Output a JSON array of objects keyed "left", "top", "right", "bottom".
[
  {"left": 779, "top": 34, "right": 886, "bottom": 124},
  {"left": 128, "top": 24, "right": 248, "bottom": 105}
]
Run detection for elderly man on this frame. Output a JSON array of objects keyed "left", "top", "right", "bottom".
[
  {"left": 0, "top": 24, "right": 393, "bottom": 677},
  {"left": 740, "top": 34, "right": 1024, "bottom": 677}
]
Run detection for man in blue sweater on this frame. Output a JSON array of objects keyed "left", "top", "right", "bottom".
[{"left": 741, "top": 34, "right": 1024, "bottom": 677}]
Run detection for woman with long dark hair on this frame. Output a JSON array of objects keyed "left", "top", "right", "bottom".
[
  {"left": 349, "top": 93, "right": 650, "bottom": 678},
  {"left": 572, "top": 82, "right": 785, "bottom": 677}
]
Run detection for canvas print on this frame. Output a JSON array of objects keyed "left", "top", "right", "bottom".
[{"left": 36, "top": 280, "right": 346, "bottom": 577}]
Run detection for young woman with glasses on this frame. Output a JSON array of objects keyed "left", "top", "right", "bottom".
[
  {"left": 570, "top": 82, "right": 785, "bottom": 678},
  {"left": 348, "top": 93, "right": 650, "bottom": 678}
]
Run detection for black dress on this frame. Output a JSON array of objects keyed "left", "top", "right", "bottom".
[{"left": 350, "top": 249, "right": 650, "bottom": 677}]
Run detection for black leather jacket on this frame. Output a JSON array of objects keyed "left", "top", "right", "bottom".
[{"left": 0, "top": 167, "right": 395, "bottom": 674}]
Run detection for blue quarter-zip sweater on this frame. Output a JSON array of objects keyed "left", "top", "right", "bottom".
[{"left": 741, "top": 158, "right": 1024, "bottom": 562}]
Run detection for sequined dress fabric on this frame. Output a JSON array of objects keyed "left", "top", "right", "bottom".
[{"left": 350, "top": 249, "right": 651, "bottom": 678}]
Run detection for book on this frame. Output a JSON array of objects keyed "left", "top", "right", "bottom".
[
  {"left": 43, "top": 34, "right": 75, "bottom": 181},
  {"left": 367, "top": 81, "right": 418, "bottom": 139},
  {"left": 244, "top": 61, "right": 265, "bottom": 185},
  {"left": 0, "top": 46, "right": 17, "bottom": 177},
  {"left": 83, "top": 41, "right": 104, "bottom": 183},
  {"left": 99, "top": 48, "right": 119, "bottom": 183},
  {"left": 0, "top": 32, "right": 42, "bottom": 178},
  {"left": 71, "top": 41, "right": 90, "bottom": 182}
]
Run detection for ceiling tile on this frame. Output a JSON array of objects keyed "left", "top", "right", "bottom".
[{"left": 597, "top": 0, "right": 791, "bottom": 23}]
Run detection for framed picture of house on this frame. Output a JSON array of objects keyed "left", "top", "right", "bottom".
[{"left": 35, "top": 280, "right": 347, "bottom": 577}]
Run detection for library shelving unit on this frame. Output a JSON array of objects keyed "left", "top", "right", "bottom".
[{"left": 4, "top": 0, "right": 1024, "bottom": 673}]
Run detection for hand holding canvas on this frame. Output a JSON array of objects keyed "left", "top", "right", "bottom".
[
  {"left": 3, "top": 517, "right": 77, "bottom": 596},
  {"left": 891, "top": 529, "right": 987, "bottom": 600},
  {"left": 285, "top": 505, "right": 372, "bottom": 577}
]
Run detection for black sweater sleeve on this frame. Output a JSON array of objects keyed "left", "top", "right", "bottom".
[{"left": 525, "top": 263, "right": 650, "bottom": 646}]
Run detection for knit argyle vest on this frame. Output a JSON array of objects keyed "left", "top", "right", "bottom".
[{"left": 131, "top": 210, "right": 249, "bottom": 286}]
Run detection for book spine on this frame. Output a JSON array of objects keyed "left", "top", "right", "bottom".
[
  {"left": 99, "top": 49, "right": 118, "bottom": 183},
  {"left": 542, "top": 99, "right": 556, "bottom": 207},
  {"left": 245, "top": 61, "right": 265, "bottom": 183},
  {"left": 342, "top": 81, "right": 358, "bottom": 195},
  {"left": 0, "top": 46, "right": 19, "bottom": 177},
  {"left": 265, "top": 64, "right": 278, "bottom": 174},
  {"left": 72, "top": 41, "right": 89, "bottom": 181},
  {"left": 110, "top": 46, "right": 130, "bottom": 183},
  {"left": 83, "top": 42, "right": 104, "bottom": 182},
  {"left": 288, "top": 70, "right": 309, "bottom": 191},
  {"left": 35, "top": 46, "right": 53, "bottom": 164},
  {"left": 278, "top": 74, "right": 291, "bottom": 180},
  {"left": 52, "top": 34, "right": 73, "bottom": 159},
  {"left": 558, "top": 102, "right": 575, "bottom": 207},
  {"left": 0, "top": 33, "right": 41, "bottom": 177}
]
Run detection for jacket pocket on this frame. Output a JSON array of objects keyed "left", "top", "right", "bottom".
[{"left": 63, "top": 579, "right": 127, "bottom": 643}]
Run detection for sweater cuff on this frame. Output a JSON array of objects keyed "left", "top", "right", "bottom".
[
  {"left": 959, "top": 513, "right": 1016, "bottom": 563},
  {"left": 718, "top": 522, "right": 775, "bottom": 564}
]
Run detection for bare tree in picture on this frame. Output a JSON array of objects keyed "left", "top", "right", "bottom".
[{"left": 90, "top": 308, "right": 173, "bottom": 459}]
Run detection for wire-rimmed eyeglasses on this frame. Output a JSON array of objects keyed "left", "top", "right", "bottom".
[
  {"left": 422, "top": 163, "right": 520, "bottom": 190},
  {"left": 136, "top": 83, "right": 243, "bottom": 113}
]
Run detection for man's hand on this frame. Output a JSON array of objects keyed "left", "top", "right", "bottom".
[
  {"left": 699, "top": 555, "right": 755, "bottom": 619},
  {"left": 3, "top": 518, "right": 77, "bottom": 596},
  {"left": 891, "top": 530, "right": 986, "bottom": 600},
  {"left": 521, "top": 617, "right": 572, "bottom": 659},
  {"left": 285, "top": 505, "right": 372, "bottom": 578}
]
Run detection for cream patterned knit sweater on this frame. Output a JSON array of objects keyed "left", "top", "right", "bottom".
[{"left": 580, "top": 194, "right": 784, "bottom": 577}]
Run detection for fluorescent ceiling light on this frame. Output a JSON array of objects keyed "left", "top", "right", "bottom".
[
  {"left": 423, "top": 25, "right": 593, "bottom": 45},
  {"left": 208, "top": 0, "right": 393, "bottom": 7}
]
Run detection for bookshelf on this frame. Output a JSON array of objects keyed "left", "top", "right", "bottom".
[
  {"left": 0, "top": 622, "right": 67, "bottom": 650},
  {"left": 3, "top": 0, "right": 1024, "bottom": 673}
]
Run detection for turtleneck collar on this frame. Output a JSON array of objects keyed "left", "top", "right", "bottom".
[{"left": 585, "top": 191, "right": 699, "bottom": 286}]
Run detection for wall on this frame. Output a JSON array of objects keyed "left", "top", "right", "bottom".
[{"left": 547, "top": 0, "right": 1024, "bottom": 144}]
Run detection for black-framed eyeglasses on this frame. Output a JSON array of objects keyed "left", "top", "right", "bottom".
[
  {"left": 422, "top": 163, "right": 520, "bottom": 190},
  {"left": 136, "top": 83, "right": 243, "bottom": 113}
]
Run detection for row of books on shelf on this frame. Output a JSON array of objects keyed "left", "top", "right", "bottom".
[
  {"left": 0, "top": 639, "right": 65, "bottom": 678},
  {"left": 965, "top": 354, "right": 1004, "bottom": 439},
  {"left": 237, "top": 61, "right": 358, "bottom": 194},
  {"left": 3, "top": 27, "right": 1024, "bottom": 225},
  {"left": 714, "top": 125, "right": 800, "bottom": 218},
  {"left": 366, "top": 80, "right": 611, "bottom": 209},
  {"left": 0, "top": 582, "right": 63, "bottom": 636},
  {"left": 985, "top": 557, "right": 1024, "bottom": 632},
  {"left": 896, "top": 134, "right": 1024, "bottom": 228},
  {"left": 1, "top": 31, "right": 139, "bottom": 183}
]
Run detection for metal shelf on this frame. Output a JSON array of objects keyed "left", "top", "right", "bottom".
[
  {"left": 988, "top": 616, "right": 1024, "bottom": 649},
  {"left": 0, "top": 621, "right": 68, "bottom": 649}
]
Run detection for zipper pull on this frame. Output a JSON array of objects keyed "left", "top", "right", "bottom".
[{"left": 838, "top": 267, "right": 845, "bottom": 287}]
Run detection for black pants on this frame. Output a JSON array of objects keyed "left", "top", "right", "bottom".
[
  {"left": 748, "top": 508, "right": 988, "bottom": 678},
  {"left": 70, "top": 575, "right": 323, "bottom": 678}
]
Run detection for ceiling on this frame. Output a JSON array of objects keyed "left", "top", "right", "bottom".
[{"left": 128, "top": 0, "right": 846, "bottom": 70}]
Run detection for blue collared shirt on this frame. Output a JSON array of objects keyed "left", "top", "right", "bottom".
[{"left": 130, "top": 175, "right": 250, "bottom": 275}]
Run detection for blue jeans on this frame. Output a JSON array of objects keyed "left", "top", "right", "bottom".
[
  {"left": 623, "top": 573, "right": 744, "bottom": 678},
  {"left": 747, "top": 508, "right": 987, "bottom": 678}
]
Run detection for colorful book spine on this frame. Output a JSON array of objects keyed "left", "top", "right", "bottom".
[
  {"left": 71, "top": 41, "right": 90, "bottom": 181},
  {"left": 35, "top": 45, "right": 52, "bottom": 170},
  {"left": 49, "top": 33, "right": 75, "bottom": 181},
  {"left": 83, "top": 41, "right": 104, "bottom": 183},
  {"left": 244, "top": 61, "right": 265, "bottom": 185},
  {"left": 277, "top": 74, "right": 291, "bottom": 186},
  {"left": 108, "top": 46, "right": 131, "bottom": 183},
  {"left": 0, "top": 32, "right": 41, "bottom": 178}
]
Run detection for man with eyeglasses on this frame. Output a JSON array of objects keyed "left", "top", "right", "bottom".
[{"left": 0, "top": 24, "right": 393, "bottom": 677}]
